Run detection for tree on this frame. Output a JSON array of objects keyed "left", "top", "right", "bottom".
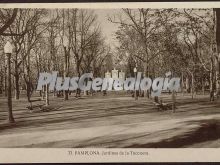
[
  {"left": 6, "top": 9, "right": 47, "bottom": 100},
  {"left": 111, "top": 8, "right": 218, "bottom": 102},
  {"left": 215, "top": 8, "right": 220, "bottom": 98},
  {"left": 0, "top": 9, "right": 18, "bottom": 36}
]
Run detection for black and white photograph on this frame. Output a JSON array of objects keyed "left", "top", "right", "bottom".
[{"left": 0, "top": 4, "right": 220, "bottom": 150}]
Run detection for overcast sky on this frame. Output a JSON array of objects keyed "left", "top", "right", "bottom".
[{"left": 94, "top": 9, "right": 121, "bottom": 46}]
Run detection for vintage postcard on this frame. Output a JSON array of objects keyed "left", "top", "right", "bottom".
[{"left": 0, "top": 2, "right": 220, "bottom": 163}]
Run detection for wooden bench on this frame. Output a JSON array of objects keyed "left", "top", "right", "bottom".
[
  {"left": 26, "top": 99, "right": 44, "bottom": 110},
  {"left": 153, "top": 101, "right": 173, "bottom": 111},
  {"left": 161, "top": 102, "right": 173, "bottom": 110},
  {"left": 153, "top": 102, "right": 163, "bottom": 110}
]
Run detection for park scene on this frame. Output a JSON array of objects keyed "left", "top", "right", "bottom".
[{"left": 0, "top": 8, "right": 220, "bottom": 148}]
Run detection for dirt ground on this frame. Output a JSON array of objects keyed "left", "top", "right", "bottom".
[{"left": 0, "top": 92, "right": 220, "bottom": 148}]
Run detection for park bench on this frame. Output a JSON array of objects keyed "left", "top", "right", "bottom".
[
  {"left": 26, "top": 99, "right": 45, "bottom": 110},
  {"left": 153, "top": 101, "right": 173, "bottom": 111},
  {"left": 161, "top": 90, "right": 171, "bottom": 94}
]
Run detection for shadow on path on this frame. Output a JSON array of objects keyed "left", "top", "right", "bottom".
[{"left": 127, "top": 119, "right": 220, "bottom": 148}]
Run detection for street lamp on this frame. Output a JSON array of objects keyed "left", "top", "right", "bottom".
[
  {"left": 133, "top": 67, "right": 137, "bottom": 74},
  {"left": 4, "top": 41, "right": 15, "bottom": 123},
  {"left": 133, "top": 67, "right": 138, "bottom": 100}
]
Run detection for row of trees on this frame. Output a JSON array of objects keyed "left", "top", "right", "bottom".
[
  {"left": 110, "top": 8, "right": 220, "bottom": 100},
  {"left": 1, "top": 8, "right": 220, "bottom": 103},
  {"left": 0, "top": 9, "right": 112, "bottom": 102}
]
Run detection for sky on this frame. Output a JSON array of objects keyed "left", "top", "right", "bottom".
[{"left": 94, "top": 9, "right": 121, "bottom": 46}]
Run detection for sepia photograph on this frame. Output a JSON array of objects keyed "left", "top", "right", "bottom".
[{"left": 0, "top": 4, "right": 220, "bottom": 150}]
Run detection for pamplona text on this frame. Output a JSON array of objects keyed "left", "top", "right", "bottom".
[{"left": 36, "top": 71, "right": 180, "bottom": 97}]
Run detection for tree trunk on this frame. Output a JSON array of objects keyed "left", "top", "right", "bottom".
[
  {"left": 64, "top": 47, "right": 69, "bottom": 101},
  {"left": 0, "top": 73, "right": 2, "bottom": 94},
  {"left": 26, "top": 81, "right": 31, "bottom": 102},
  {"left": 210, "top": 58, "right": 215, "bottom": 101},
  {"left": 14, "top": 72, "right": 20, "bottom": 100},
  {"left": 76, "top": 63, "right": 81, "bottom": 98},
  {"left": 41, "top": 85, "right": 44, "bottom": 100},
  {"left": 181, "top": 72, "right": 184, "bottom": 96},
  {"left": 186, "top": 76, "right": 190, "bottom": 93},
  {"left": 191, "top": 72, "right": 194, "bottom": 99},
  {"left": 216, "top": 56, "right": 220, "bottom": 98},
  {"left": 144, "top": 62, "right": 151, "bottom": 98},
  {"left": 4, "top": 66, "right": 7, "bottom": 97},
  {"left": 215, "top": 9, "right": 220, "bottom": 98},
  {"left": 172, "top": 91, "right": 176, "bottom": 113},
  {"left": 202, "top": 78, "right": 205, "bottom": 95},
  {"left": 154, "top": 96, "right": 159, "bottom": 103},
  {"left": 26, "top": 52, "right": 32, "bottom": 102},
  {"left": 45, "top": 84, "right": 49, "bottom": 106}
]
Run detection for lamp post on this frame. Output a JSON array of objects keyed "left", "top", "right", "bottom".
[
  {"left": 133, "top": 67, "right": 138, "bottom": 100},
  {"left": 4, "top": 41, "right": 15, "bottom": 123}
]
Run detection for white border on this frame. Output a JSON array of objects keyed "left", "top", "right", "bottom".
[
  {"left": 0, "top": 2, "right": 219, "bottom": 163},
  {"left": 0, "top": 148, "right": 220, "bottom": 163}
]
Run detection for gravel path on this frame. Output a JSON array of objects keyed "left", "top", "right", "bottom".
[{"left": 0, "top": 93, "right": 219, "bottom": 147}]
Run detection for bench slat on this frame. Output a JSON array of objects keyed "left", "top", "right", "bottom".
[{"left": 29, "top": 99, "right": 42, "bottom": 103}]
